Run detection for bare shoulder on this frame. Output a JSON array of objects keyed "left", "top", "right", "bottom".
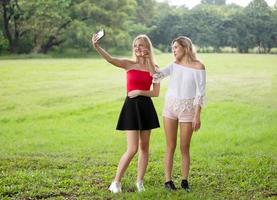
[
  {"left": 192, "top": 61, "right": 205, "bottom": 70},
  {"left": 125, "top": 60, "right": 138, "bottom": 69},
  {"left": 121, "top": 58, "right": 134, "bottom": 65},
  {"left": 120, "top": 59, "right": 135, "bottom": 70}
]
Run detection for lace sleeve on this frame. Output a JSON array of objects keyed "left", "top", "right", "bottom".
[
  {"left": 193, "top": 70, "right": 206, "bottom": 107},
  {"left": 152, "top": 64, "right": 172, "bottom": 83},
  {"left": 152, "top": 71, "right": 165, "bottom": 83},
  {"left": 193, "top": 95, "right": 206, "bottom": 107}
]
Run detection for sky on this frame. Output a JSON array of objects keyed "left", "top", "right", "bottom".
[{"left": 156, "top": 0, "right": 276, "bottom": 8}]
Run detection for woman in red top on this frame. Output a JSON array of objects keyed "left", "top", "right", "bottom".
[{"left": 92, "top": 33, "right": 160, "bottom": 193}]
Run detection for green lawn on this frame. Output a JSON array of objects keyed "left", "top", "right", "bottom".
[{"left": 0, "top": 54, "right": 276, "bottom": 199}]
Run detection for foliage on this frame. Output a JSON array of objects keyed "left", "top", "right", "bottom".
[
  {"left": 0, "top": 0, "right": 276, "bottom": 54},
  {"left": 244, "top": 0, "right": 276, "bottom": 53},
  {"left": 201, "top": 0, "right": 226, "bottom": 5}
]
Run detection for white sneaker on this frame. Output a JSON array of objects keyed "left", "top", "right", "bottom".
[
  {"left": 136, "top": 180, "right": 145, "bottom": 192},
  {"left": 108, "top": 181, "right": 122, "bottom": 193}
]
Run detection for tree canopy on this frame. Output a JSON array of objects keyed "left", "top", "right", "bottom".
[{"left": 0, "top": 0, "right": 276, "bottom": 54}]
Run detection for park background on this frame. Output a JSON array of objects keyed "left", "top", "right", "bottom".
[{"left": 0, "top": 0, "right": 277, "bottom": 199}]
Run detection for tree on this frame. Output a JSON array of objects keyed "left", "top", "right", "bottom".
[
  {"left": 244, "top": 0, "right": 274, "bottom": 53},
  {"left": 232, "top": 14, "right": 255, "bottom": 53},
  {"left": 217, "top": 5, "right": 243, "bottom": 51},
  {"left": 135, "top": 0, "right": 155, "bottom": 25},
  {"left": 124, "top": 0, "right": 156, "bottom": 39},
  {"left": 1, "top": 0, "right": 276, "bottom": 54},
  {"left": 22, "top": 0, "right": 72, "bottom": 53},
  {"left": 62, "top": 0, "right": 136, "bottom": 52},
  {"left": 270, "top": 4, "right": 277, "bottom": 51},
  {"left": 186, "top": 5, "right": 223, "bottom": 52},
  {"left": 149, "top": 3, "right": 183, "bottom": 51},
  {"left": 0, "top": 0, "right": 137, "bottom": 54},
  {"left": 0, "top": 0, "right": 24, "bottom": 53},
  {"left": 201, "top": 0, "right": 226, "bottom": 5}
]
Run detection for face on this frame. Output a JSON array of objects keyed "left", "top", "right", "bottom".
[
  {"left": 172, "top": 41, "right": 185, "bottom": 61},
  {"left": 134, "top": 39, "right": 147, "bottom": 57}
]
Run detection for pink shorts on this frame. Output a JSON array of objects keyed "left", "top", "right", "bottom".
[{"left": 162, "top": 96, "right": 195, "bottom": 122}]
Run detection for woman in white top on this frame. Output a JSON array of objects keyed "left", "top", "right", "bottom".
[{"left": 153, "top": 36, "right": 206, "bottom": 192}]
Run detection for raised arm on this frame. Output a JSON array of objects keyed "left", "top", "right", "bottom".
[
  {"left": 91, "top": 34, "right": 132, "bottom": 69},
  {"left": 145, "top": 54, "right": 156, "bottom": 75}
]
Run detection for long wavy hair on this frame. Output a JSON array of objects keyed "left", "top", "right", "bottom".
[
  {"left": 172, "top": 36, "right": 199, "bottom": 63},
  {"left": 132, "top": 34, "right": 154, "bottom": 63}
]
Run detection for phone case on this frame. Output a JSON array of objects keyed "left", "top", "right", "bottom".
[{"left": 96, "top": 29, "right": 105, "bottom": 41}]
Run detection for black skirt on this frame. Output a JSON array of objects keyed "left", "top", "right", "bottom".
[{"left": 116, "top": 96, "right": 160, "bottom": 131}]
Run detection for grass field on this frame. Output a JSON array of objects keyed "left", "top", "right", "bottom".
[{"left": 0, "top": 54, "right": 276, "bottom": 199}]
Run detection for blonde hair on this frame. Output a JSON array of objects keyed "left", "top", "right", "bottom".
[
  {"left": 172, "top": 36, "right": 199, "bottom": 63},
  {"left": 132, "top": 34, "right": 154, "bottom": 62}
]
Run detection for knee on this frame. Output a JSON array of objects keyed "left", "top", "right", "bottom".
[
  {"left": 127, "top": 146, "right": 138, "bottom": 157},
  {"left": 180, "top": 143, "right": 190, "bottom": 155},
  {"left": 139, "top": 143, "right": 149, "bottom": 155},
  {"left": 166, "top": 143, "right": 176, "bottom": 154}
]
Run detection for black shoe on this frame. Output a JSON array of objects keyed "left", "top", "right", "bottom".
[
  {"left": 181, "top": 179, "right": 190, "bottom": 192},
  {"left": 164, "top": 180, "right": 177, "bottom": 190}
]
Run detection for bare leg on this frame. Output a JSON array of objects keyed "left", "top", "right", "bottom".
[
  {"left": 179, "top": 122, "right": 193, "bottom": 180},
  {"left": 163, "top": 117, "right": 178, "bottom": 182},
  {"left": 137, "top": 130, "right": 151, "bottom": 182},
  {"left": 114, "top": 131, "right": 139, "bottom": 182}
]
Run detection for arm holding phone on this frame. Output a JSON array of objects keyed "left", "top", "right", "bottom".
[{"left": 91, "top": 32, "right": 132, "bottom": 69}]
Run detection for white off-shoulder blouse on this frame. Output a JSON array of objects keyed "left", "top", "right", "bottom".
[{"left": 153, "top": 62, "right": 206, "bottom": 108}]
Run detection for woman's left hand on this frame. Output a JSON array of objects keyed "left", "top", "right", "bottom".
[
  {"left": 141, "top": 49, "right": 149, "bottom": 58},
  {"left": 192, "top": 114, "right": 201, "bottom": 132},
  {"left": 128, "top": 90, "right": 141, "bottom": 98}
]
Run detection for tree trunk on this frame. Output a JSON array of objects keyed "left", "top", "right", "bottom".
[
  {"left": 1, "top": 0, "right": 22, "bottom": 53},
  {"left": 37, "top": 20, "right": 71, "bottom": 54},
  {"left": 38, "top": 36, "right": 65, "bottom": 54},
  {"left": 2, "top": 2, "right": 15, "bottom": 52},
  {"left": 258, "top": 41, "right": 261, "bottom": 53}
]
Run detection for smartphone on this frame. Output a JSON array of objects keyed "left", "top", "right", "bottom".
[{"left": 95, "top": 29, "right": 105, "bottom": 41}]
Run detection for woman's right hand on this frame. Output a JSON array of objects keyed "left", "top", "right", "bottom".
[{"left": 91, "top": 34, "right": 99, "bottom": 48}]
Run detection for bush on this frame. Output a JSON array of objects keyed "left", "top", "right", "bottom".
[
  {"left": 0, "top": 35, "right": 9, "bottom": 54},
  {"left": 269, "top": 48, "right": 277, "bottom": 54},
  {"left": 197, "top": 46, "right": 214, "bottom": 53},
  {"left": 220, "top": 47, "right": 237, "bottom": 53}
]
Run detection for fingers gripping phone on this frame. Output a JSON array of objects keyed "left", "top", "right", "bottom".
[{"left": 95, "top": 29, "right": 105, "bottom": 41}]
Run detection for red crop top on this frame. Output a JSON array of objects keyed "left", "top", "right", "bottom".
[{"left": 127, "top": 69, "right": 153, "bottom": 92}]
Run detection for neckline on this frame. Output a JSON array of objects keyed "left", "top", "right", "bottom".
[
  {"left": 127, "top": 68, "right": 150, "bottom": 73},
  {"left": 173, "top": 62, "right": 205, "bottom": 71}
]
